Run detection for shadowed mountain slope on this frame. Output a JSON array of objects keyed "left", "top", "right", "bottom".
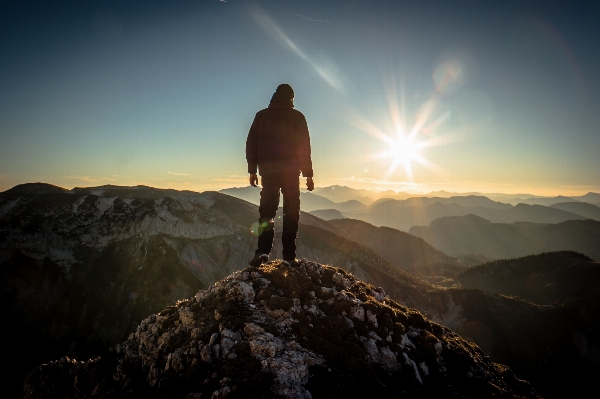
[
  {"left": 218, "top": 186, "right": 262, "bottom": 204},
  {"left": 451, "top": 251, "right": 600, "bottom": 397},
  {"left": 23, "top": 261, "right": 538, "bottom": 399},
  {"left": 457, "top": 251, "right": 600, "bottom": 305},
  {"left": 307, "top": 209, "right": 345, "bottom": 220},
  {"left": 298, "top": 192, "right": 339, "bottom": 212},
  {"left": 550, "top": 201, "right": 600, "bottom": 221},
  {"left": 326, "top": 219, "right": 462, "bottom": 277},
  {"left": 409, "top": 214, "right": 600, "bottom": 260}
]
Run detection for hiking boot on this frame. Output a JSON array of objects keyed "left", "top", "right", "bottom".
[
  {"left": 249, "top": 253, "right": 269, "bottom": 267},
  {"left": 282, "top": 258, "right": 300, "bottom": 267}
]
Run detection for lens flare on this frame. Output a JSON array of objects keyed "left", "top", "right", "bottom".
[{"left": 344, "top": 78, "right": 460, "bottom": 185}]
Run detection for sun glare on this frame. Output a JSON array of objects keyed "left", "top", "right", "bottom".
[
  {"left": 380, "top": 130, "right": 426, "bottom": 179},
  {"left": 391, "top": 134, "right": 419, "bottom": 164},
  {"left": 345, "top": 62, "right": 471, "bottom": 186}
]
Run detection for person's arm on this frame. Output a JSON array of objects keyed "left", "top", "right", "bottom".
[
  {"left": 296, "top": 114, "right": 314, "bottom": 180},
  {"left": 246, "top": 113, "right": 260, "bottom": 185}
]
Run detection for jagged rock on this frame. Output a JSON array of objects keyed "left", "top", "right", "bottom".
[
  {"left": 366, "top": 309, "right": 379, "bottom": 327},
  {"left": 243, "top": 323, "right": 265, "bottom": 336},
  {"left": 22, "top": 261, "right": 540, "bottom": 399},
  {"left": 332, "top": 272, "right": 351, "bottom": 288},
  {"left": 364, "top": 338, "right": 381, "bottom": 364},
  {"left": 380, "top": 347, "right": 400, "bottom": 372},
  {"left": 179, "top": 307, "right": 195, "bottom": 327}
]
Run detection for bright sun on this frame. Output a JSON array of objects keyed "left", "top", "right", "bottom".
[
  {"left": 348, "top": 82, "right": 456, "bottom": 185},
  {"left": 380, "top": 130, "right": 425, "bottom": 179},
  {"left": 391, "top": 134, "right": 419, "bottom": 164}
]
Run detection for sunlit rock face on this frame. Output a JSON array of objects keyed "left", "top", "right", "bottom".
[{"left": 22, "top": 261, "right": 538, "bottom": 399}]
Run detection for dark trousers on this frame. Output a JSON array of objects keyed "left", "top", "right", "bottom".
[{"left": 256, "top": 173, "right": 300, "bottom": 260}]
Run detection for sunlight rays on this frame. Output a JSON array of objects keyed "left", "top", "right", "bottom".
[
  {"left": 248, "top": 4, "right": 344, "bottom": 92},
  {"left": 353, "top": 90, "right": 454, "bottom": 183}
]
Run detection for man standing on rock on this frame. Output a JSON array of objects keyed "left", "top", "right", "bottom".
[{"left": 246, "top": 84, "right": 314, "bottom": 267}]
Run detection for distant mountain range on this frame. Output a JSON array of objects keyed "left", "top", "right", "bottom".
[
  {"left": 222, "top": 184, "right": 600, "bottom": 208},
  {"left": 219, "top": 187, "right": 367, "bottom": 213},
  {"left": 311, "top": 185, "right": 377, "bottom": 203},
  {"left": 221, "top": 186, "right": 599, "bottom": 231},
  {"left": 345, "top": 200, "right": 586, "bottom": 231},
  {"left": 522, "top": 192, "right": 600, "bottom": 207},
  {"left": 409, "top": 214, "right": 600, "bottom": 260},
  {"left": 550, "top": 201, "right": 600, "bottom": 220},
  {"left": 3, "top": 183, "right": 600, "bottom": 398}
]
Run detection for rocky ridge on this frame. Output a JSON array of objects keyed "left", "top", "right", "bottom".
[{"left": 23, "top": 260, "right": 538, "bottom": 399}]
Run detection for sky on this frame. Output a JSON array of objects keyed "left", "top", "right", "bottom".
[{"left": 1, "top": 0, "right": 599, "bottom": 196}]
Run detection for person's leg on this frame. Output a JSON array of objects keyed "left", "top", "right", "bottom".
[
  {"left": 281, "top": 173, "right": 300, "bottom": 261},
  {"left": 256, "top": 175, "right": 280, "bottom": 256}
]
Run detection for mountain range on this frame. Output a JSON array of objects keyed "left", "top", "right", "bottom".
[
  {"left": 3, "top": 183, "right": 600, "bottom": 398},
  {"left": 409, "top": 214, "right": 600, "bottom": 261},
  {"left": 219, "top": 187, "right": 368, "bottom": 213},
  {"left": 220, "top": 186, "right": 599, "bottom": 232},
  {"left": 222, "top": 184, "right": 600, "bottom": 210},
  {"left": 345, "top": 200, "right": 587, "bottom": 232}
]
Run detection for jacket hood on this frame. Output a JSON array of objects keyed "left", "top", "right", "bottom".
[{"left": 268, "top": 93, "right": 294, "bottom": 109}]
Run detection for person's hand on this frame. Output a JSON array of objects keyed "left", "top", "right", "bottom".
[
  {"left": 249, "top": 173, "right": 259, "bottom": 187},
  {"left": 306, "top": 176, "right": 314, "bottom": 191}
]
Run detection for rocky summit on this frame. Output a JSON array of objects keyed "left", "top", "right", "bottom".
[{"left": 23, "top": 260, "right": 538, "bottom": 399}]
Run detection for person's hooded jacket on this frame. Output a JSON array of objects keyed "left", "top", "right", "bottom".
[{"left": 246, "top": 85, "right": 313, "bottom": 178}]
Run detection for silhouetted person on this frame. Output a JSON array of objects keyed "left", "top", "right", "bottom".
[{"left": 246, "top": 84, "right": 314, "bottom": 267}]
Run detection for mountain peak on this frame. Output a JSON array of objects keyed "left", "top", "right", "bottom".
[
  {"left": 1, "top": 182, "right": 67, "bottom": 196},
  {"left": 23, "top": 260, "right": 537, "bottom": 398}
]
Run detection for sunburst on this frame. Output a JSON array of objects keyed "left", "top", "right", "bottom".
[{"left": 378, "top": 128, "right": 428, "bottom": 180}]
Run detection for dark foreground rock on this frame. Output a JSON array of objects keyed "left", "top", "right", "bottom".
[{"left": 23, "top": 260, "right": 539, "bottom": 398}]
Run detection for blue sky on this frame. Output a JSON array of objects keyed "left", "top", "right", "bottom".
[{"left": 1, "top": 0, "right": 599, "bottom": 195}]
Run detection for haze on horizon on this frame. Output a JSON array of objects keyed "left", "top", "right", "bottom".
[{"left": 1, "top": 0, "right": 599, "bottom": 197}]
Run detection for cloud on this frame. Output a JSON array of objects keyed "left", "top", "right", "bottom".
[
  {"left": 455, "top": 180, "right": 514, "bottom": 187},
  {"left": 559, "top": 185, "right": 599, "bottom": 188},
  {"left": 65, "top": 176, "right": 116, "bottom": 183},
  {"left": 167, "top": 172, "right": 195, "bottom": 177},
  {"left": 205, "top": 176, "right": 247, "bottom": 183},
  {"left": 336, "top": 176, "right": 423, "bottom": 187}
]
